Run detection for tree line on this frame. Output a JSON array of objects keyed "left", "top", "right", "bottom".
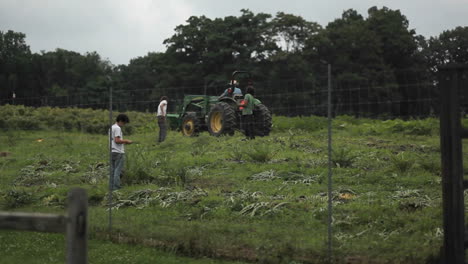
[{"left": 1, "top": 7, "right": 467, "bottom": 116}]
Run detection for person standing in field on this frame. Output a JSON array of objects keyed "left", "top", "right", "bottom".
[
  {"left": 111, "top": 114, "right": 133, "bottom": 191},
  {"left": 157, "top": 96, "right": 168, "bottom": 142},
  {"left": 241, "top": 86, "right": 256, "bottom": 140}
]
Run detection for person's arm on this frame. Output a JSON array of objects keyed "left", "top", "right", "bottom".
[{"left": 115, "top": 136, "right": 132, "bottom": 144}]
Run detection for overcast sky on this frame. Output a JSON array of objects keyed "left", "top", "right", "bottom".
[{"left": 1, "top": 0, "right": 467, "bottom": 65}]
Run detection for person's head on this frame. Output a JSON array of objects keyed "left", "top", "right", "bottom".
[
  {"left": 246, "top": 86, "right": 255, "bottom": 96},
  {"left": 116, "top": 114, "right": 130, "bottom": 126},
  {"left": 160, "top": 96, "right": 168, "bottom": 102}
]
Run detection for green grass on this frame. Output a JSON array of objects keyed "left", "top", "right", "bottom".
[
  {"left": 0, "top": 106, "right": 457, "bottom": 263},
  {"left": 0, "top": 230, "right": 243, "bottom": 264}
]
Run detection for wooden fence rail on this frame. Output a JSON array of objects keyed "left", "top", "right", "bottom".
[{"left": 0, "top": 188, "right": 88, "bottom": 264}]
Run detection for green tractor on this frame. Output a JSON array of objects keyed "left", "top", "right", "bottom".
[{"left": 167, "top": 71, "right": 272, "bottom": 137}]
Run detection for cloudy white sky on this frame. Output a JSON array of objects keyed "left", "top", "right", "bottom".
[{"left": 1, "top": 0, "right": 467, "bottom": 65}]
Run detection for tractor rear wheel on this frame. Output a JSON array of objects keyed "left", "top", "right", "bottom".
[
  {"left": 181, "top": 113, "right": 200, "bottom": 137},
  {"left": 208, "top": 102, "right": 236, "bottom": 136},
  {"left": 253, "top": 103, "right": 272, "bottom": 137}
]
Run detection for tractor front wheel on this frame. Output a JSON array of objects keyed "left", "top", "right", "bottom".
[{"left": 181, "top": 113, "right": 200, "bottom": 137}]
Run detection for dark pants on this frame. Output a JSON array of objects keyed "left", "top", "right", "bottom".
[
  {"left": 158, "top": 116, "right": 167, "bottom": 142},
  {"left": 243, "top": 114, "right": 255, "bottom": 139},
  {"left": 111, "top": 152, "right": 124, "bottom": 190}
]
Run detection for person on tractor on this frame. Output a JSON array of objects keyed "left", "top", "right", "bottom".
[{"left": 220, "top": 80, "right": 242, "bottom": 98}]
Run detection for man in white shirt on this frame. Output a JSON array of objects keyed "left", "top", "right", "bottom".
[
  {"left": 111, "top": 114, "right": 133, "bottom": 190},
  {"left": 157, "top": 96, "right": 168, "bottom": 142}
]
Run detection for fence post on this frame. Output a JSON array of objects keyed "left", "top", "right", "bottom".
[
  {"left": 327, "top": 63, "right": 333, "bottom": 264},
  {"left": 439, "top": 66, "right": 465, "bottom": 264},
  {"left": 66, "top": 188, "right": 88, "bottom": 264},
  {"left": 108, "top": 76, "right": 113, "bottom": 232}
]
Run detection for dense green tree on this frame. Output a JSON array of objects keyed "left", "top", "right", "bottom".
[
  {"left": 426, "top": 26, "right": 468, "bottom": 70},
  {"left": 305, "top": 9, "right": 387, "bottom": 79},
  {"left": 304, "top": 9, "right": 391, "bottom": 115},
  {"left": 422, "top": 27, "right": 468, "bottom": 115},
  {"left": 366, "top": 7, "right": 431, "bottom": 116},
  {"left": 31, "top": 49, "right": 112, "bottom": 106},
  {"left": 0, "top": 30, "right": 32, "bottom": 101},
  {"left": 366, "top": 6, "right": 421, "bottom": 69},
  {"left": 163, "top": 9, "right": 278, "bottom": 83},
  {"left": 272, "top": 12, "right": 322, "bottom": 53}
]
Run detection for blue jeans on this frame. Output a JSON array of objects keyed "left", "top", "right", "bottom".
[
  {"left": 111, "top": 152, "right": 125, "bottom": 190},
  {"left": 158, "top": 116, "right": 167, "bottom": 142}
]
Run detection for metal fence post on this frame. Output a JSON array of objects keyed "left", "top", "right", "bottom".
[
  {"left": 327, "top": 63, "right": 333, "bottom": 263},
  {"left": 108, "top": 76, "right": 113, "bottom": 231}
]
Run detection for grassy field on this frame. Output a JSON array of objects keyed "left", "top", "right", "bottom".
[
  {"left": 0, "top": 230, "right": 244, "bottom": 264},
  {"left": 0, "top": 106, "right": 462, "bottom": 263}
]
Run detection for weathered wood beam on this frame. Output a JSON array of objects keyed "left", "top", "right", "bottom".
[{"left": 0, "top": 212, "right": 66, "bottom": 233}]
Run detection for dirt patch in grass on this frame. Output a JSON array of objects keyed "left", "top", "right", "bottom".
[{"left": 0, "top": 152, "right": 12, "bottom": 157}]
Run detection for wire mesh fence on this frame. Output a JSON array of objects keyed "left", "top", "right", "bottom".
[
  {"left": 0, "top": 69, "right": 446, "bottom": 119},
  {"left": 1, "top": 67, "right": 466, "bottom": 263}
]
